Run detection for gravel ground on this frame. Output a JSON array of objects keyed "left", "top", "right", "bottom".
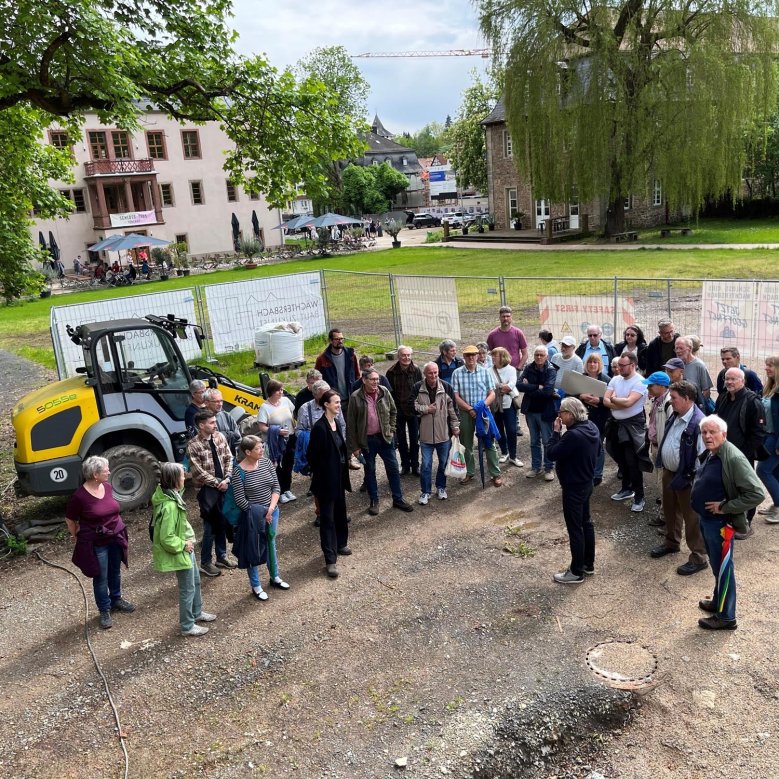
[{"left": 1, "top": 354, "right": 779, "bottom": 778}]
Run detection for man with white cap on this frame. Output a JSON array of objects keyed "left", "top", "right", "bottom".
[{"left": 551, "top": 336, "right": 584, "bottom": 391}]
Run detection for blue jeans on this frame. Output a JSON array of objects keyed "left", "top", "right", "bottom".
[
  {"left": 363, "top": 434, "right": 403, "bottom": 502},
  {"left": 756, "top": 432, "right": 779, "bottom": 506},
  {"left": 201, "top": 517, "right": 227, "bottom": 565},
  {"left": 175, "top": 551, "right": 203, "bottom": 631},
  {"left": 495, "top": 407, "right": 518, "bottom": 459},
  {"left": 525, "top": 412, "right": 554, "bottom": 471},
  {"left": 420, "top": 440, "right": 451, "bottom": 494},
  {"left": 699, "top": 517, "right": 736, "bottom": 621},
  {"left": 594, "top": 444, "right": 605, "bottom": 480},
  {"left": 248, "top": 508, "right": 280, "bottom": 588},
  {"left": 92, "top": 542, "right": 123, "bottom": 613}
]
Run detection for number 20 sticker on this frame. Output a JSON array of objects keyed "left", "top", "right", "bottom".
[{"left": 50, "top": 467, "right": 68, "bottom": 483}]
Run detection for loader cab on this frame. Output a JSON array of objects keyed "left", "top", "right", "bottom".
[{"left": 75, "top": 320, "right": 192, "bottom": 422}]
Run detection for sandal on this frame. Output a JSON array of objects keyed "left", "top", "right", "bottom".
[{"left": 492, "top": 476, "right": 503, "bottom": 487}]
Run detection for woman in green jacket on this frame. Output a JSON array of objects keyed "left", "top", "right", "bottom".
[{"left": 152, "top": 462, "right": 217, "bottom": 637}]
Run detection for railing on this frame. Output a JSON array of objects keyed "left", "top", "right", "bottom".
[{"left": 84, "top": 158, "right": 155, "bottom": 176}]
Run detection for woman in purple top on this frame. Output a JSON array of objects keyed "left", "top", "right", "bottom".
[{"left": 65, "top": 456, "right": 133, "bottom": 630}]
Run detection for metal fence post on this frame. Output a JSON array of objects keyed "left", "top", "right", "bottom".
[
  {"left": 320, "top": 269, "right": 331, "bottom": 334},
  {"left": 388, "top": 273, "right": 402, "bottom": 350},
  {"left": 499, "top": 275, "right": 506, "bottom": 307},
  {"left": 666, "top": 278, "right": 672, "bottom": 319},
  {"left": 613, "top": 276, "right": 618, "bottom": 340},
  {"left": 194, "top": 284, "right": 216, "bottom": 363}
]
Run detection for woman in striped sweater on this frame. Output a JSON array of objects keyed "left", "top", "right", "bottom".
[{"left": 231, "top": 435, "right": 288, "bottom": 600}]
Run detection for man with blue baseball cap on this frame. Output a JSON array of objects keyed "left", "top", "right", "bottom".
[{"left": 644, "top": 371, "right": 672, "bottom": 527}]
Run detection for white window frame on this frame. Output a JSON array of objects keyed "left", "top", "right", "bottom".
[
  {"left": 653, "top": 180, "right": 662, "bottom": 207},
  {"left": 503, "top": 130, "right": 513, "bottom": 159}
]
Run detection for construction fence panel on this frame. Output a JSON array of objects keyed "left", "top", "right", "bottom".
[
  {"left": 50, "top": 287, "right": 201, "bottom": 378},
  {"left": 389, "top": 274, "right": 503, "bottom": 360},
  {"left": 200, "top": 272, "right": 327, "bottom": 356},
  {"left": 503, "top": 276, "right": 621, "bottom": 347},
  {"left": 321, "top": 270, "right": 396, "bottom": 355}
]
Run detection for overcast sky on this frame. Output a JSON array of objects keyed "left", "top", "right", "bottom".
[{"left": 232, "top": 0, "right": 490, "bottom": 134}]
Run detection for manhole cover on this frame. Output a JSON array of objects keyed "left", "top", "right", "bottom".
[{"left": 586, "top": 640, "right": 657, "bottom": 690}]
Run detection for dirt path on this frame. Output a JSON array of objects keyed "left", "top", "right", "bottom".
[{"left": 2, "top": 415, "right": 778, "bottom": 778}]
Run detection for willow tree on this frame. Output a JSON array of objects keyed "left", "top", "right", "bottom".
[{"left": 479, "top": 1, "right": 779, "bottom": 234}]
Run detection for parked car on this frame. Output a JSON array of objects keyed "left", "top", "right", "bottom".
[
  {"left": 411, "top": 213, "right": 442, "bottom": 228},
  {"left": 442, "top": 212, "right": 464, "bottom": 228}
]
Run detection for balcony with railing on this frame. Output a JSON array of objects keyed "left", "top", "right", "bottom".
[{"left": 84, "top": 158, "right": 156, "bottom": 177}]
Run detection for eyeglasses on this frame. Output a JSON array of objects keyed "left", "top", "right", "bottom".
[{"left": 618, "top": 362, "right": 631, "bottom": 368}]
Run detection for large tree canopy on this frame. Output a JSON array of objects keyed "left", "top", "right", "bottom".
[
  {"left": 480, "top": 0, "right": 779, "bottom": 233},
  {"left": 342, "top": 162, "right": 409, "bottom": 215},
  {"left": 0, "top": 1, "right": 365, "bottom": 298},
  {"left": 446, "top": 72, "right": 499, "bottom": 194},
  {"left": 295, "top": 45, "right": 370, "bottom": 213}
]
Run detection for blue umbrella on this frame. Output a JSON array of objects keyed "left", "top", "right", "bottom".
[
  {"left": 272, "top": 215, "right": 315, "bottom": 231},
  {"left": 311, "top": 212, "right": 363, "bottom": 228}
]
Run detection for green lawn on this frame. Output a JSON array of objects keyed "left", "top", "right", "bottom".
[
  {"left": 3, "top": 241, "right": 779, "bottom": 384},
  {"left": 636, "top": 217, "right": 779, "bottom": 244}
]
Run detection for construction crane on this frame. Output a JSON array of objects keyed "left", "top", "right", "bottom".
[{"left": 352, "top": 49, "right": 490, "bottom": 59}]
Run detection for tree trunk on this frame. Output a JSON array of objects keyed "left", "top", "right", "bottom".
[{"left": 605, "top": 195, "right": 625, "bottom": 236}]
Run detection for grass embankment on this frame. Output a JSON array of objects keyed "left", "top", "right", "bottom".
[
  {"left": 636, "top": 217, "right": 779, "bottom": 245},
  {"left": 2, "top": 236, "right": 778, "bottom": 387}
]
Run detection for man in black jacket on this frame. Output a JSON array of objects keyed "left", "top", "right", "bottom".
[
  {"left": 645, "top": 319, "right": 679, "bottom": 376},
  {"left": 386, "top": 346, "right": 423, "bottom": 476},
  {"left": 546, "top": 397, "right": 603, "bottom": 584},
  {"left": 575, "top": 325, "right": 616, "bottom": 375}
]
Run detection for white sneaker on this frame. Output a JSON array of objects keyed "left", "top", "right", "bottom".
[
  {"left": 437, "top": 488, "right": 447, "bottom": 500},
  {"left": 544, "top": 470, "right": 555, "bottom": 482},
  {"left": 526, "top": 469, "right": 541, "bottom": 478},
  {"left": 279, "top": 493, "right": 291, "bottom": 504},
  {"left": 498, "top": 453, "right": 509, "bottom": 463},
  {"left": 510, "top": 458, "right": 524, "bottom": 468},
  {"left": 284, "top": 490, "right": 297, "bottom": 502},
  {"left": 181, "top": 624, "right": 209, "bottom": 636},
  {"left": 418, "top": 492, "right": 430, "bottom": 505},
  {"left": 195, "top": 612, "right": 217, "bottom": 623}
]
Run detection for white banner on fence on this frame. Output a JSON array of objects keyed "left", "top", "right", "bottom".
[
  {"left": 537, "top": 295, "right": 636, "bottom": 343},
  {"left": 51, "top": 289, "right": 201, "bottom": 378},
  {"left": 204, "top": 273, "right": 326, "bottom": 354},
  {"left": 395, "top": 276, "right": 461, "bottom": 341},
  {"left": 700, "top": 281, "right": 757, "bottom": 357}
]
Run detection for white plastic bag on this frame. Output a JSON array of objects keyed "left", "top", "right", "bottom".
[{"left": 445, "top": 436, "right": 467, "bottom": 479}]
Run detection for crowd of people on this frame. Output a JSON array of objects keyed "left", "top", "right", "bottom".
[{"left": 64, "top": 311, "right": 779, "bottom": 635}]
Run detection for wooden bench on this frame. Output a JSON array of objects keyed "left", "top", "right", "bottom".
[
  {"left": 611, "top": 230, "right": 639, "bottom": 243},
  {"left": 660, "top": 227, "right": 692, "bottom": 238}
]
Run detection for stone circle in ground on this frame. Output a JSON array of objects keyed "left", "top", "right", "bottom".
[{"left": 586, "top": 639, "right": 658, "bottom": 690}]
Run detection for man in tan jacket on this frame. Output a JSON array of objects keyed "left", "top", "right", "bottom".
[{"left": 412, "top": 362, "right": 460, "bottom": 505}]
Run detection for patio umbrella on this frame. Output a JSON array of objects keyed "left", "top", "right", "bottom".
[
  {"left": 231, "top": 212, "right": 240, "bottom": 250},
  {"left": 311, "top": 212, "right": 363, "bottom": 228},
  {"left": 48, "top": 232, "right": 60, "bottom": 262},
  {"left": 251, "top": 210, "right": 261, "bottom": 239},
  {"left": 38, "top": 231, "right": 48, "bottom": 253},
  {"left": 272, "top": 215, "right": 314, "bottom": 231},
  {"left": 87, "top": 234, "right": 170, "bottom": 252}
]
